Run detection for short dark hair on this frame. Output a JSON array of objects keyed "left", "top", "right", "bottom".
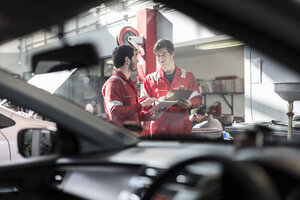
[
  {"left": 153, "top": 39, "right": 174, "bottom": 54},
  {"left": 197, "top": 104, "right": 206, "bottom": 115},
  {"left": 112, "top": 45, "right": 134, "bottom": 68}
]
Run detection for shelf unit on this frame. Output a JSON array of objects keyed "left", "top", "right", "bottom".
[{"left": 202, "top": 92, "right": 243, "bottom": 115}]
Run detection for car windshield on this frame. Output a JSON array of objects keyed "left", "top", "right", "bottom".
[{"left": 0, "top": 0, "right": 300, "bottom": 164}]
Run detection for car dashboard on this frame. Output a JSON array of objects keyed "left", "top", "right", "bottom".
[{"left": 1, "top": 141, "right": 300, "bottom": 200}]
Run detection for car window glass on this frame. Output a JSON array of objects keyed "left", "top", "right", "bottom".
[
  {"left": 0, "top": 0, "right": 299, "bottom": 164},
  {"left": 0, "top": 113, "right": 16, "bottom": 128}
]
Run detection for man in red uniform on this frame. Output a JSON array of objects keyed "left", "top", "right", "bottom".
[
  {"left": 102, "top": 45, "right": 156, "bottom": 129},
  {"left": 142, "top": 39, "right": 202, "bottom": 135}
]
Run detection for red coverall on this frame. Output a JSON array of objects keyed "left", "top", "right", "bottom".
[
  {"left": 102, "top": 70, "right": 142, "bottom": 128},
  {"left": 142, "top": 66, "right": 202, "bottom": 135}
]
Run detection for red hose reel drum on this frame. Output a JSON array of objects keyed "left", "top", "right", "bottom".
[{"left": 117, "top": 26, "right": 140, "bottom": 49}]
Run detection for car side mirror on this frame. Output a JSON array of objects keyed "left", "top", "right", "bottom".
[{"left": 17, "top": 128, "right": 58, "bottom": 158}]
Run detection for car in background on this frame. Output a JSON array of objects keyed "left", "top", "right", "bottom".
[
  {"left": 0, "top": 69, "right": 74, "bottom": 163},
  {"left": 0, "top": 67, "right": 105, "bottom": 163},
  {"left": 0, "top": 102, "right": 56, "bottom": 162}
]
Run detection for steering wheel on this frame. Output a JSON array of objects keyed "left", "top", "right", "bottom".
[{"left": 142, "top": 155, "right": 280, "bottom": 200}]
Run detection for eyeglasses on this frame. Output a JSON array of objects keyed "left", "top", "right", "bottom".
[{"left": 156, "top": 52, "right": 169, "bottom": 58}]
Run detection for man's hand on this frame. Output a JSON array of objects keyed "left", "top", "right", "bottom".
[
  {"left": 176, "top": 99, "right": 192, "bottom": 109},
  {"left": 177, "top": 85, "right": 185, "bottom": 90},
  {"left": 149, "top": 108, "right": 165, "bottom": 120},
  {"left": 149, "top": 112, "right": 158, "bottom": 120},
  {"left": 141, "top": 97, "right": 157, "bottom": 108},
  {"left": 158, "top": 96, "right": 165, "bottom": 101}
]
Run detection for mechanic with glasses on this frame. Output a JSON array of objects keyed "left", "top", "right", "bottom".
[
  {"left": 141, "top": 39, "right": 202, "bottom": 135},
  {"left": 102, "top": 45, "right": 156, "bottom": 130}
]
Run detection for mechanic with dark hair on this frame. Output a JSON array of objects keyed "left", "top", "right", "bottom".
[
  {"left": 190, "top": 104, "right": 207, "bottom": 127},
  {"left": 102, "top": 45, "right": 156, "bottom": 129},
  {"left": 190, "top": 105, "right": 224, "bottom": 137},
  {"left": 142, "top": 39, "right": 202, "bottom": 135}
]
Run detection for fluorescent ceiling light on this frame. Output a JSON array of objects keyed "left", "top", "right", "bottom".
[{"left": 194, "top": 39, "right": 244, "bottom": 50}]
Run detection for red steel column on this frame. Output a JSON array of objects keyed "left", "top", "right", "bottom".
[{"left": 136, "top": 9, "right": 157, "bottom": 82}]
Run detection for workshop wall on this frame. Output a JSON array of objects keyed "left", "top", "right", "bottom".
[
  {"left": 244, "top": 46, "right": 300, "bottom": 122},
  {"left": 175, "top": 46, "right": 245, "bottom": 117}
]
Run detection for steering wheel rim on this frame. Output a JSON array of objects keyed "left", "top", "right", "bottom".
[{"left": 142, "top": 155, "right": 280, "bottom": 200}]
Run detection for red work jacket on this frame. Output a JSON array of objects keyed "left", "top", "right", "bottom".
[
  {"left": 102, "top": 70, "right": 142, "bottom": 128},
  {"left": 142, "top": 66, "right": 202, "bottom": 135}
]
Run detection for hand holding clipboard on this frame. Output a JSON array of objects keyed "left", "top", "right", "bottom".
[{"left": 148, "top": 88, "right": 193, "bottom": 118}]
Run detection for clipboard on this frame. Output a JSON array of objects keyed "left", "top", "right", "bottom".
[
  {"left": 148, "top": 89, "right": 193, "bottom": 118},
  {"left": 148, "top": 100, "right": 177, "bottom": 113},
  {"left": 165, "top": 89, "right": 193, "bottom": 101}
]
